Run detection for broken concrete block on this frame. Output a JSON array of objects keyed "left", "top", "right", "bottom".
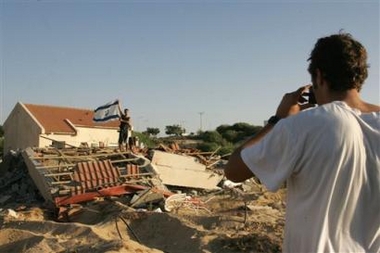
[
  {"left": 130, "top": 188, "right": 165, "bottom": 208},
  {"left": 149, "top": 150, "right": 223, "bottom": 190}
]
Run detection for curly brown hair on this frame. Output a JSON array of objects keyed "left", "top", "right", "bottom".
[{"left": 307, "top": 32, "right": 369, "bottom": 92}]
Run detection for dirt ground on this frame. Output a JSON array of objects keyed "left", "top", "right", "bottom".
[
  {"left": 0, "top": 187, "right": 286, "bottom": 253},
  {"left": 0, "top": 151, "right": 286, "bottom": 253}
]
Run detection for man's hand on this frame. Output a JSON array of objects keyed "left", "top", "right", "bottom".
[{"left": 275, "top": 84, "right": 315, "bottom": 118}]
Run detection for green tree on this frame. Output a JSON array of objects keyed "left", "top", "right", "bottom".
[
  {"left": 230, "top": 122, "right": 253, "bottom": 131},
  {"left": 165, "top": 124, "right": 185, "bottom": 136},
  {"left": 144, "top": 127, "right": 160, "bottom": 137},
  {"left": 199, "top": 130, "right": 224, "bottom": 144},
  {"left": 221, "top": 129, "right": 239, "bottom": 143},
  {"left": 216, "top": 122, "right": 262, "bottom": 143},
  {"left": 0, "top": 125, "right": 3, "bottom": 137},
  {"left": 218, "top": 143, "right": 235, "bottom": 157},
  {"left": 215, "top": 124, "right": 230, "bottom": 135},
  {"left": 197, "top": 142, "right": 220, "bottom": 153}
]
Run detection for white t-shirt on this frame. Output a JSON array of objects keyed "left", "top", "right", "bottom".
[{"left": 241, "top": 101, "right": 380, "bottom": 253}]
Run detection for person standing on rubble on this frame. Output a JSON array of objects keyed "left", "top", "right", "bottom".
[
  {"left": 224, "top": 32, "right": 380, "bottom": 252},
  {"left": 118, "top": 104, "right": 133, "bottom": 152}
]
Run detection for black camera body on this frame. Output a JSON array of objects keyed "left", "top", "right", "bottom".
[
  {"left": 306, "top": 89, "right": 317, "bottom": 104},
  {"left": 299, "top": 89, "right": 317, "bottom": 104}
]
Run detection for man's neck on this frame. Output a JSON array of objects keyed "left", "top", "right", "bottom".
[{"left": 330, "top": 89, "right": 380, "bottom": 113}]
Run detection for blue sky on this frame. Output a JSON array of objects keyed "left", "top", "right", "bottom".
[{"left": 1, "top": 0, "right": 379, "bottom": 135}]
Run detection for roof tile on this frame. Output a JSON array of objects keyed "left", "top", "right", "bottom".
[{"left": 24, "top": 104, "right": 119, "bottom": 134}]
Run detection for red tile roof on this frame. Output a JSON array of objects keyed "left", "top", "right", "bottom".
[{"left": 24, "top": 103, "right": 119, "bottom": 134}]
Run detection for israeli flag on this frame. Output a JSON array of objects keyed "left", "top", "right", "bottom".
[{"left": 93, "top": 100, "right": 120, "bottom": 122}]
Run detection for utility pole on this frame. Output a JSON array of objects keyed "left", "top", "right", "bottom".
[{"left": 198, "top": 112, "right": 204, "bottom": 131}]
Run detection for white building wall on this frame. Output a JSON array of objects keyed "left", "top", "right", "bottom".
[
  {"left": 3, "top": 103, "right": 43, "bottom": 154},
  {"left": 40, "top": 127, "right": 119, "bottom": 148}
]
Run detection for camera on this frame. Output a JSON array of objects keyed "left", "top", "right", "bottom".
[
  {"left": 305, "top": 89, "right": 317, "bottom": 104},
  {"left": 299, "top": 89, "right": 317, "bottom": 104}
]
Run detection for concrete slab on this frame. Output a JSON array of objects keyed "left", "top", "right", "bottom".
[{"left": 149, "top": 150, "right": 223, "bottom": 190}]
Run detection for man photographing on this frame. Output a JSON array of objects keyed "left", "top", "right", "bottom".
[{"left": 225, "top": 33, "right": 380, "bottom": 252}]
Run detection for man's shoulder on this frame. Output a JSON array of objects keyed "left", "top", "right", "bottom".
[
  {"left": 362, "top": 102, "right": 380, "bottom": 113},
  {"left": 284, "top": 102, "right": 346, "bottom": 126}
]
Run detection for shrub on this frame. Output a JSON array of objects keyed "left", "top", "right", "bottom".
[
  {"left": 197, "top": 142, "right": 220, "bottom": 153},
  {"left": 134, "top": 132, "right": 160, "bottom": 149}
]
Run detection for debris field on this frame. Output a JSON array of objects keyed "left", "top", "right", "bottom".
[{"left": 0, "top": 144, "right": 286, "bottom": 253}]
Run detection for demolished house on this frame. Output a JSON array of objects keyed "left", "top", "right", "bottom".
[
  {"left": 0, "top": 146, "right": 286, "bottom": 253},
  {"left": 2, "top": 102, "right": 120, "bottom": 154},
  {"left": 2, "top": 143, "right": 225, "bottom": 220}
]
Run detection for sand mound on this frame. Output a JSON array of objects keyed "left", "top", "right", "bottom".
[
  {"left": 0, "top": 207, "right": 163, "bottom": 253},
  {"left": 1, "top": 190, "right": 285, "bottom": 253}
]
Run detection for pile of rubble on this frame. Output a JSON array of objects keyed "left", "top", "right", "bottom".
[
  {"left": 0, "top": 144, "right": 229, "bottom": 221},
  {"left": 0, "top": 151, "right": 43, "bottom": 205},
  {"left": 0, "top": 144, "right": 286, "bottom": 253}
]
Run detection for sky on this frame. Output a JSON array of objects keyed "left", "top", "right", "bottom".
[{"left": 1, "top": 0, "right": 379, "bottom": 135}]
